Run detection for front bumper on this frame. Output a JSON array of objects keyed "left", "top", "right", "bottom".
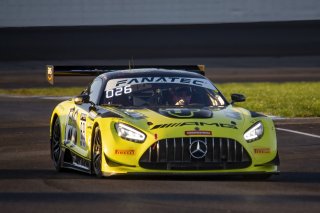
[{"left": 101, "top": 136, "right": 279, "bottom": 176}]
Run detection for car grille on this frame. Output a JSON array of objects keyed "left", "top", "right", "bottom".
[{"left": 139, "top": 137, "right": 251, "bottom": 170}]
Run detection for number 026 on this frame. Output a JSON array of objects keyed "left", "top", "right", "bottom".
[{"left": 106, "top": 86, "right": 132, "bottom": 98}]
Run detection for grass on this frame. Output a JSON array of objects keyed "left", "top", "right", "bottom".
[
  {"left": 0, "top": 82, "right": 319, "bottom": 117},
  {"left": 216, "top": 82, "right": 320, "bottom": 117}
]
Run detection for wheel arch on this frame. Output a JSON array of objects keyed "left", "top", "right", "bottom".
[
  {"left": 90, "top": 121, "right": 103, "bottom": 177},
  {"left": 91, "top": 121, "right": 100, "bottom": 145},
  {"left": 50, "top": 113, "right": 65, "bottom": 171},
  {"left": 50, "top": 113, "right": 62, "bottom": 159},
  {"left": 50, "top": 113, "right": 59, "bottom": 140}
]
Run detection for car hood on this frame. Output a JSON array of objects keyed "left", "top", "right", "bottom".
[{"left": 104, "top": 105, "right": 250, "bottom": 133}]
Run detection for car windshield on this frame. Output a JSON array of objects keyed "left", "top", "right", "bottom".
[{"left": 100, "top": 76, "right": 227, "bottom": 107}]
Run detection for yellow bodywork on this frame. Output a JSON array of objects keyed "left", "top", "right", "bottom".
[{"left": 50, "top": 98, "right": 278, "bottom": 176}]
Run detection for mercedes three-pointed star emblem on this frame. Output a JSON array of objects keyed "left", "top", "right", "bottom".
[{"left": 189, "top": 140, "right": 207, "bottom": 159}]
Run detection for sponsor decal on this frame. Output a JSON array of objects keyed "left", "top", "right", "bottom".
[
  {"left": 185, "top": 130, "right": 212, "bottom": 136},
  {"left": 151, "top": 122, "right": 237, "bottom": 130},
  {"left": 80, "top": 113, "right": 87, "bottom": 148},
  {"left": 254, "top": 148, "right": 271, "bottom": 154},
  {"left": 71, "top": 153, "right": 90, "bottom": 170},
  {"left": 65, "top": 108, "right": 78, "bottom": 146},
  {"left": 106, "top": 77, "right": 217, "bottom": 91},
  {"left": 105, "top": 85, "right": 132, "bottom": 98},
  {"left": 115, "top": 149, "right": 135, "bottom": 155}
]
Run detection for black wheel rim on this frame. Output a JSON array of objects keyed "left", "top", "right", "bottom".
[
  {"left": 93, "top": 129, "right": 102, "bottom": 175},
  {"left": 52, "top": 119, "right": 61, "bottom": 165}
]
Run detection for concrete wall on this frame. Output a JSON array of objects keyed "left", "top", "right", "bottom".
[
  {"left": 1, "top": 0, "right": 320, "bottom": 27},
  {"left": 1, "top": 21, "right": 320, "bottom": 60}
]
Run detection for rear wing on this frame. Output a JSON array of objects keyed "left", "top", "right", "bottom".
[{"left": 46, "top": 65, "right": 205, "bottom": 85}]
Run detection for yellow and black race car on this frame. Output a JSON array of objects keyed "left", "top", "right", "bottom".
[{"left": 48, "top": 65, "right": 279, "bottom": 178}]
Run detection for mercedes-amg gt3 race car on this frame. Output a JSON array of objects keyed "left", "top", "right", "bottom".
[{"left": 48, "top": 65, "right": 279, "bottom": 178}]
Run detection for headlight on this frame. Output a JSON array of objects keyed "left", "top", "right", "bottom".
[
  {"left": 244, "top": 122, "right": 264, "bottom": 142},
  {"left": 115, "top": 123, "right": 146, "bottom": 143}
]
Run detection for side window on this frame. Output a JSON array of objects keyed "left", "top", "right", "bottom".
[{"left": 89, "top": 78, "right": 103, "bottom": 104}]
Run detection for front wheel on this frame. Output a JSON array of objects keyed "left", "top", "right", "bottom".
[
  {"left": 51, "top": 117, "right": 63, "bottom": 171},
  {"left": 92, "top": 126, "right": 103, "bottom": 178}
]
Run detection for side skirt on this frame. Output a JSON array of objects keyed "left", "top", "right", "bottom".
[{"left": 61, "top": 148, "right": 92, "bottom": 174}]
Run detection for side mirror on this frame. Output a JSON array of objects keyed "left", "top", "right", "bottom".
[
  {"left": 231, "top": 93, "right": 246, "bottom": 104},
  {"left": 74, "top": 94, "right": 90, "bottom": 105}
]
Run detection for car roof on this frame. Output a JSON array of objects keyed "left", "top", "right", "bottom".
[{"left": 99, "top": 68, "right": 206, "bottom": 80}]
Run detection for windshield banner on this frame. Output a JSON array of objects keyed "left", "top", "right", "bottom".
[{"left": 105, "top": 77, "right": 216, "bottom": 91}]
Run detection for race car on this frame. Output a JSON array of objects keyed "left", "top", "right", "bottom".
[{"left": 48, "top": 65, "right": 279, "bottom": 178}]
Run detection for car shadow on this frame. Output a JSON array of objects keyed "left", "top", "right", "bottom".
[{"left": 0, "top": 169, "right": 319, "bottom": 183}]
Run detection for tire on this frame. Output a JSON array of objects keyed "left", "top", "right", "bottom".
[
  {"left": 51, "top": 117, "right": 63, "bottom": 171},
  {"left": 92, "top": 126, "right": 103, "bottom": 178}
]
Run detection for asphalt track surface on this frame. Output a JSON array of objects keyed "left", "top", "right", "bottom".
[{"left": 0, "top": 95, "right": 320, "bottom": 213}]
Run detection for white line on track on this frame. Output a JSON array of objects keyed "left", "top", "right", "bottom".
[{"left": 276, "top": 128, "right": 320, "bottom": 139}]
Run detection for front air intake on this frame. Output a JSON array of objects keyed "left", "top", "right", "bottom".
[{"left": 139, "top": 137, "right": 251, "bottom": 170}]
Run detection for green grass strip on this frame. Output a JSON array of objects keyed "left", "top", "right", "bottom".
[
  {"left": 0, "top": 82, "right": 319, "bottom": 117},
  {"left": 216, "top": 82, "right": 320, "bottom": 117}
]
